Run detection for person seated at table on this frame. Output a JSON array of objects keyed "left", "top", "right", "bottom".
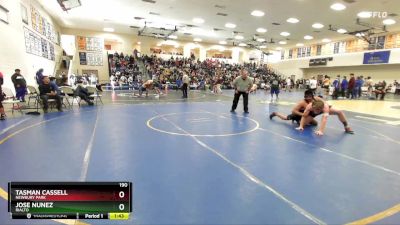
[{"left": 374, "top": 81, "right": 386, "bottom": 100}]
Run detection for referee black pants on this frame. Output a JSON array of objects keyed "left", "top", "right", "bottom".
[
  {"left": 231, "top": 91, "right": 248, "bottom": 112},
  {"left": 182, "top": 83, "right": 188, "bottom": 98}
]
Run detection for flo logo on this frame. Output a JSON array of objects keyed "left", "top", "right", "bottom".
[
  {"left": 358, "top": 11, "right": 388, "bottom": 18},
  {"left": 372, "top": 12, "right": 388, "bottom": 18}
]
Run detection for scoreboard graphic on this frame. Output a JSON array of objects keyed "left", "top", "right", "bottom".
[{"left": 8, "top": 182, "right": 132, "bottom": 220}]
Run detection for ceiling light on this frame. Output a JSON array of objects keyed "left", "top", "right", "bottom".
[
  {"left": 225, "top": 23, "right": 236, "bottom": 28},
  {"left": 355, "top": 33, "right": 364, "bottom": 37},
  {"left": 103, "top": 27, "right": 114, "bottom": 32},
  {"left": 259, "top": 45, "right": 267, "bottom": 49},
  {"left": 58, "top": 0, "right": 82, "bottom": 11},
  {"left": 337, "top": 29, "right": 347, "bottom": 34},
  {"left": 192, "top": 17, "right": 205, "bottom": 24},
  {"left": 358, "top": 11, "right": 372, "bottom": 18},
  {"left": 287, "top": 18, "right": 299, "bottom": 23},
  {"left": 330, "top": 3, "right": 346, "bottom": 11},
  {"left": 279, "top": 41, "right": 287, "bottom": 45},
  {"left": 256, "top": 28, "right": 267, "bottom": 33},
  {"left": 383, "top": 19, "right": 396, "bottom": 25},
  {"left": 257, "top": 38, "right": 265, "bottom": 42},
  {"left": 235, "top": 35, "right": 244, "bottom": 40},
  {"left": 304, "top": 35, "right": 313, "bottom": 40},
  {"left": 312, "top": 23, "right": 324, "bottom": 29},
  {"left": 322, "top": 38, "right": 331, "bottom": 43},
  {"left": 280, "top": 32, "right": 290, "bottom": 36},
  {"left": 251, "top": 10, "right": 265, "bottom": 17},
  {"left": 168, "top": 35, "right": 177, "bottom": 39},
  {"left": 193, "top": 38, "right": 202, "bottom": 42},
  {"left": 296, "top": 43, "right": 304, "bottom": 47},
  {"left": 239, "top": 43, "right": 247, "bottom": 47},
  {"left": 276, "top": 47, "right": 283, "bottom": 50},
  {"left": 219, "top": 40, "right": 227, "bottom": 45},
  {"left": 137, "top": 42, "right": 141, "bottom": 44}
]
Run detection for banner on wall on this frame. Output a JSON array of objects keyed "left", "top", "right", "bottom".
[
  {"left": 23, "top": 27, "right": 54, "bottom": 61},
  {"left": 77, "top": 36, "right": 87, "bottom": 50},
  {"left": 309, "top": 58, "right": 328, "bottom": 66},
  {"left": 79, "top": 52, "right": 87, "bottom": 65},
  {"left": 363, "top": 51, "right": 390, "bottom": 64}
]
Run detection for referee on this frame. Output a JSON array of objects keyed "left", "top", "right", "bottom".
[{"left": 231, "top": 69, "right": 253, "bottom": 113}]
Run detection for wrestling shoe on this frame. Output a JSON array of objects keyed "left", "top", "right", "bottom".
[
  {"left": 345, "top": 127, "right": 354, "bottom": 134},
  {"left": 269, "top": 112, "right": 276, "bottom": 120}
]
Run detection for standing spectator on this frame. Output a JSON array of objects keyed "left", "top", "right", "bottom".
[
  {"left": 11, "top": 69, "right": 27, "bottom": 102},
  {"left": 215, "top": 75, "right": 223, "bottom": 94},
  {"left": 36, "top": 68, "right": 44, "bottom": 85},
  {"left": 182, "top": 72, "right": 190, "bottom": 98},
  {"left": 366, "top": 76, "right": 374, "bottom": 98},
  {"left": 354, "top": 76, "right": 363, "bottom": 99},
  {"left": 270, "top": 76, "right": 280, "bottom": 102},
  {"left": 332, "top": 76, "right": 341, "bottom": 100},
  {"left": 305, "top": 79, "right": 310, "bottom": 90},
  {"left": 394, "top": 80, "right": 400, "bottom": 95},
  {"left": 175, "top": 76, "right": 182, "bottom": 91},
  {"left": 286, "top": 77, "right": 291, "bottom": 92},
  {"left": 0, "top": 72, "right": 5, "bottom": 120},
  {"left": 110, "top": 74, "right": 116, "bottom": 91},
  {"left": 348, "top": 73, "right": 355, "bottom": 99},
  {"left": 341, "top": 76, "right": 348, "bottom": 98},
  {"left": 322, "top": 75, "right": 331, "bottom": 98},
  {"left": 309, "top": 77, "right": 317, "bottom": 93},
  {"left": 128, "top": 76, "right": 134, "bottom": 90},
  {"left": 230, "top": 70, "right": 253, "bottom": 113},
  {"left": 39, "top": 76, "right": 62, "bottom": 113}
]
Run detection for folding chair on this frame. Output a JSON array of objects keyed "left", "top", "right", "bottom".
[
  {"left": 86, "top": 86, "right": 103, "bottom": 105},
  {"left": 2, "top": 87, "right": 23, "bottom": 114},
  {"left": 60, "top": 86, "right": 80, "bottom": 107},
  {"left": 26, "top": 85, "right": 39, "bottom": 106}
]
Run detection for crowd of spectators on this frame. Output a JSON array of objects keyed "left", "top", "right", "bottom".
[
  {"left": 140, "top": 54, "right": 284, "bottom": 91},
  {"left": 108, "top": 54, "right": 399, "bottom": 102},
  {"left": 108, "top": 52, "right": 142, "bottom": 90}
]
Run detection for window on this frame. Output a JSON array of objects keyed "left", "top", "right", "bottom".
[
  {"left": 281, "top": 50, "right": 285, "bottom": 60},
  {"left": 0, "top": 4, "right": 9, "bottom": 24},
  {"left": 333, "top": 42, "right": 340, "bottom": 54},
  {"left": 288, "top": 49, "right": 293, "bottom": 59},
  {"left": 368, "top": 37, "right": 377, "bottom": 50},
  {"left": 376, "top": 36, "right": 386, "bottom": 49},
  {"left": 316, "top": 45, "right": 322, "bottom": 56},
  {"left": 306, "top": 47, "right": 311, "bottom": 57}
]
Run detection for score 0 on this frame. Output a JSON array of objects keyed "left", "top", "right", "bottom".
[{"left": 117, "top": 182, "right": 130, "bottom": 212}]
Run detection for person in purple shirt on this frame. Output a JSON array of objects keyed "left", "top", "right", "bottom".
[
  {"left": 332, "top": 76, "right": 340, "bottom": 100},
  {"left": 354, "top": 76, "right": 364, "bottom": 99},
  {"left": 340, "top": 76, "right": 348, "bottom": 98},
  {"left": 36, "top": 68, "right": 44, "bottom": 85}
]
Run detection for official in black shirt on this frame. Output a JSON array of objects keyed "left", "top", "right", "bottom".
[{"left": 39, "top": 76, "right": 62, "bottom": 113}]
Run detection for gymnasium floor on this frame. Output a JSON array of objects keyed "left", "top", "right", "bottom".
[{"left": 0, "top": 89, "right": 400, "bottom": 225}]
